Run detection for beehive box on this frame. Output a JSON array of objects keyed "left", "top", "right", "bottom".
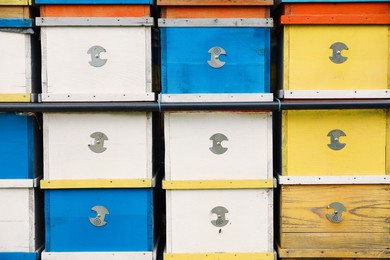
[
  {"left": 0, "top": 113, "right": 37, "bottom": 179},
  {"left": 164, "top": 188, "right": 274, "bottom": 259},
  {"left": 159, "top": 18, "right": 273, "bottom": 102},
  {"left": 0, "top": 0, "right": 31, "bottom": 5},
  {"left": 164, "top": 111, "right": 273, "bottom": 181},
  {"left": 276, "top": 3, "right": 390, "bottom": 99},
  {"left": 0, "top": 179, "right": 43, "bottom": 259},
  {"left": 157, "top": 0, "right": 272, "bottom": 19},
  {"left": 278, "top": 184, "right": 390, "bottom": 259},
  {"left": 43, "top": 188, "right": 154, "bottom": 255},
  {"left": 43, "top": 112, "right": 153, "bottom": 181},
  {"left": 0, "top": 16, "right": 37, "bottom": 102},
  {"left": 281, "top": 109, "right": 390, "bottom": 176},
  {"left": 35, "top": 0, "right": 151, "bottom": 4},
  {"left": 37, "top": 17, "right": 155, "bottom": 102}
]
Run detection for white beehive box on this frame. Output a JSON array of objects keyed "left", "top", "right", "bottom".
[
  {"left": 43, "top": 112, "right": 153, "bottom": 181},
  {"left": 165, "top": 188, "right": 274, "bottom": 257},
  {"left": 0, "top": 179, "right": 43, "bottom": 255},
  {"left": 0, "top": 30, "right": 34, "bottom": 102},
  {"left": 164, "top": 111, "right": 273, "bottom": 181},
  {"left": 37, "top": 18, "right": 155, "bottom": 102}
]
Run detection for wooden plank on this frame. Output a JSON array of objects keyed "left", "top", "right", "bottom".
[
  {"left": 40, "top": 5, "right": 151, "bottom": 17},
  {"left": 41, "top": 179, "right": 153, "bottom": 189},
  {"left": 280, "top": 185, "right": 390, "bottom": 233},
  {"left": 0, "top": 0, "right": 31, "bottom": 5},
  {"left": 280, "top": 233, "right": 390, "bottom": 250},
  {"left": 160, "top": 6, "right": 270, "bottom": 18},
  {"left": 278, "top": 244, "right": 389, "bottom": 258},
  {"left": 164, "top": 252, "right": 275, "bottom": 259},
  {"left": 283, "top": 3, "right": 390, "bottom": 15},
  {"left": 157, "top": 0, "right": 273, "bottom": 6},
  {"left": 281, "top": 3, "right": 390, "bottom": 24},
  {"left": 162, "top": 179, "right": 274, "bottom": 189},
  {"left": 0, "top": 6, "right": 31, "bottom": 18}
]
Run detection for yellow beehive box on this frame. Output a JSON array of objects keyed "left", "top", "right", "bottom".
[
  {"left": 278, "top": 184, "right": 390, "bottom": 259},
  {"left": 0, "top": 0, "right": 31, "bottom": 5},
  {"left": 282, "top": 109, "right": 390, "bottom": 176},
  {"left": 280, "top": 25, "right": 389, "bottom": 99}
]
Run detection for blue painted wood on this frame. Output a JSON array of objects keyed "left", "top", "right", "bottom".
[
  {"left": 0, "top": 19, "right": 32, "bottom": 28},
  {"left": 0, "top": 113, "right": 35, "bottom": 179},
  {"left": 35, "top": 0, "right": 151, "bottom": 4},
  {"left": 161, "top": 27, "right": 270, "bottom": 95},
  {"left": 0, "top": 252, "right": 37, "bottom": 260},
  {"left": 45, "top": 188, "right": 153, "bottom": 252}
]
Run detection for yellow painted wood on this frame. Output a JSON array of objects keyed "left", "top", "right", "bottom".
[
  {"left": 0, "top": 6, "right": 30, "bottom": 18},
  {"left": 0, "top": 0, "right": 31, "bottom": 5},
  {"left": 162, "top": 179, "right": 274, "bottom": 190},
  {"left": 40, "top": 179, "right": 153, "bottom": 189},
  {"left": 164, "top": 252, "right": 274, "bottom": 260},
  {"left": 278, "top": 245, "right": 389, "bottom": 259},
  {"left": 283, "top": 25, "right": 389, "bottom": 91},
  {"left": 282, "top": 109, "right": 388, "bottom": 176},
  {"left": 279, "top": 185, "right": 390, "bottom": 252},
  {"left": 0, "top": 94, "right": 30, "bottom": 102}
]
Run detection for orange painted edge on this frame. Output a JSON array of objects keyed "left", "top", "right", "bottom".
[
  {"left": 157, "top": 0, "right": 273, "bottom": 6},
  {"left": 282, "top": 3, "right": 390, "bottom": 15},
  {"left": 160, "top": 6, "right": 270, "bottom": 18},
  {"left": 40, "top": 5, "right": 151, "bottom": 17},
  {"left": 281, "top": 15, "right": 390, "bottom": 25}
]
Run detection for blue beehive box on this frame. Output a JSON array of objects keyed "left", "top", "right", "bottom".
[
  {"left": 44, "top": 188, "right": 154, "bottom": 253},
  {"left": 0, "top": 113, "right": 35, "bottom": 179},
  {"left": 159, "top": 18, "right": 273, "bottom": 102}
]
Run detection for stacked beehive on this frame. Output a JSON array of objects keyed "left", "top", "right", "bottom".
[
  {"left": 0, "top": 0, "right": 43, "bottom": 259},
  {"left": 274, "top": 1, "right": 390, "bottom": 259},
  {"left": 157, "top": 0, "right": 276, "bottom": 259},
  {"left": 35, "top": 0, "right": 160, "bottom": 259}
]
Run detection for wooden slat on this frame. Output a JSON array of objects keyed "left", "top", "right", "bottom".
[
  {"left": 278, "top": 244, "right": 390, "bottom": 258},
  {"left": 40, "top": 5, "right": 151, "bottom": 17},
  {"left": 157, "top": 0, "right": 273, "bottom": 6},
  {"left": 0, "top": 0, "right": 31, "bottom": 5},
  {"left": 280, "top": 185, "right": 390, "bottom": 233},
  {"left": 280, "top": 233, "right": 390, "bottom": 250},
  {"left": 281, "top": 3, "right": 390, "bottom": 24},
  {"left": 0, "top": 6, "right": 30, "bottom": 18},
  {"left": 161, "top": 6, "right": 270, "bottom": 18},
  {"left": 283, "top": 3, "right": 390, "bottom": 15}
]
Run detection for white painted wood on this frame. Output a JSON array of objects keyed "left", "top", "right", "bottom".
[
  {"left": 42, "top": 251, "right": 153, "bottom": 260},
  {"left": 166, "top": 189, "right": 273, "bottom": 253},
  {"left": 165, "top": 112, "right": 273, "bottom": 180},
  {"left": 43, "top": 112, "right": 152, "bottom": 180},
  {"left": 279, "top": 90, "right": 390, "bottom": 99},
  {"left": 36, "top": 17, "right": 154, "bottom": 27},
  {"left": 41, "top": 26, "right": 152, "bottom": 101},
  {"left": 0, "top": 31, "right": 31, "bottom": 94},
  {"left": 40, "top": 92, "right": 155, "bottom": 102},
  {"left": 160, "top": 93, "right": 273, "bottom": 102},
  {"left": 0, "top": 179, "right": 35, "bottom": 188},
  {"left": 277, "top": 174, "right": 390, "bottom": 185},
  {"left": 0, "top": 187, "right": 40, "bottom": 252},
  {"left": 158, "top": 18, "right": 273, "bottom": 27}
]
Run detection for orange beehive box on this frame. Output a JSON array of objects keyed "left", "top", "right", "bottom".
[
  {"left": 40, "top": 4, "right": 151, "bottom": 17},
  {"left": 280, "top": 3, "right": 390, "bottom": 24},
  {"left": 158, "top": 0, "right": 272, "bottom": 18}
]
